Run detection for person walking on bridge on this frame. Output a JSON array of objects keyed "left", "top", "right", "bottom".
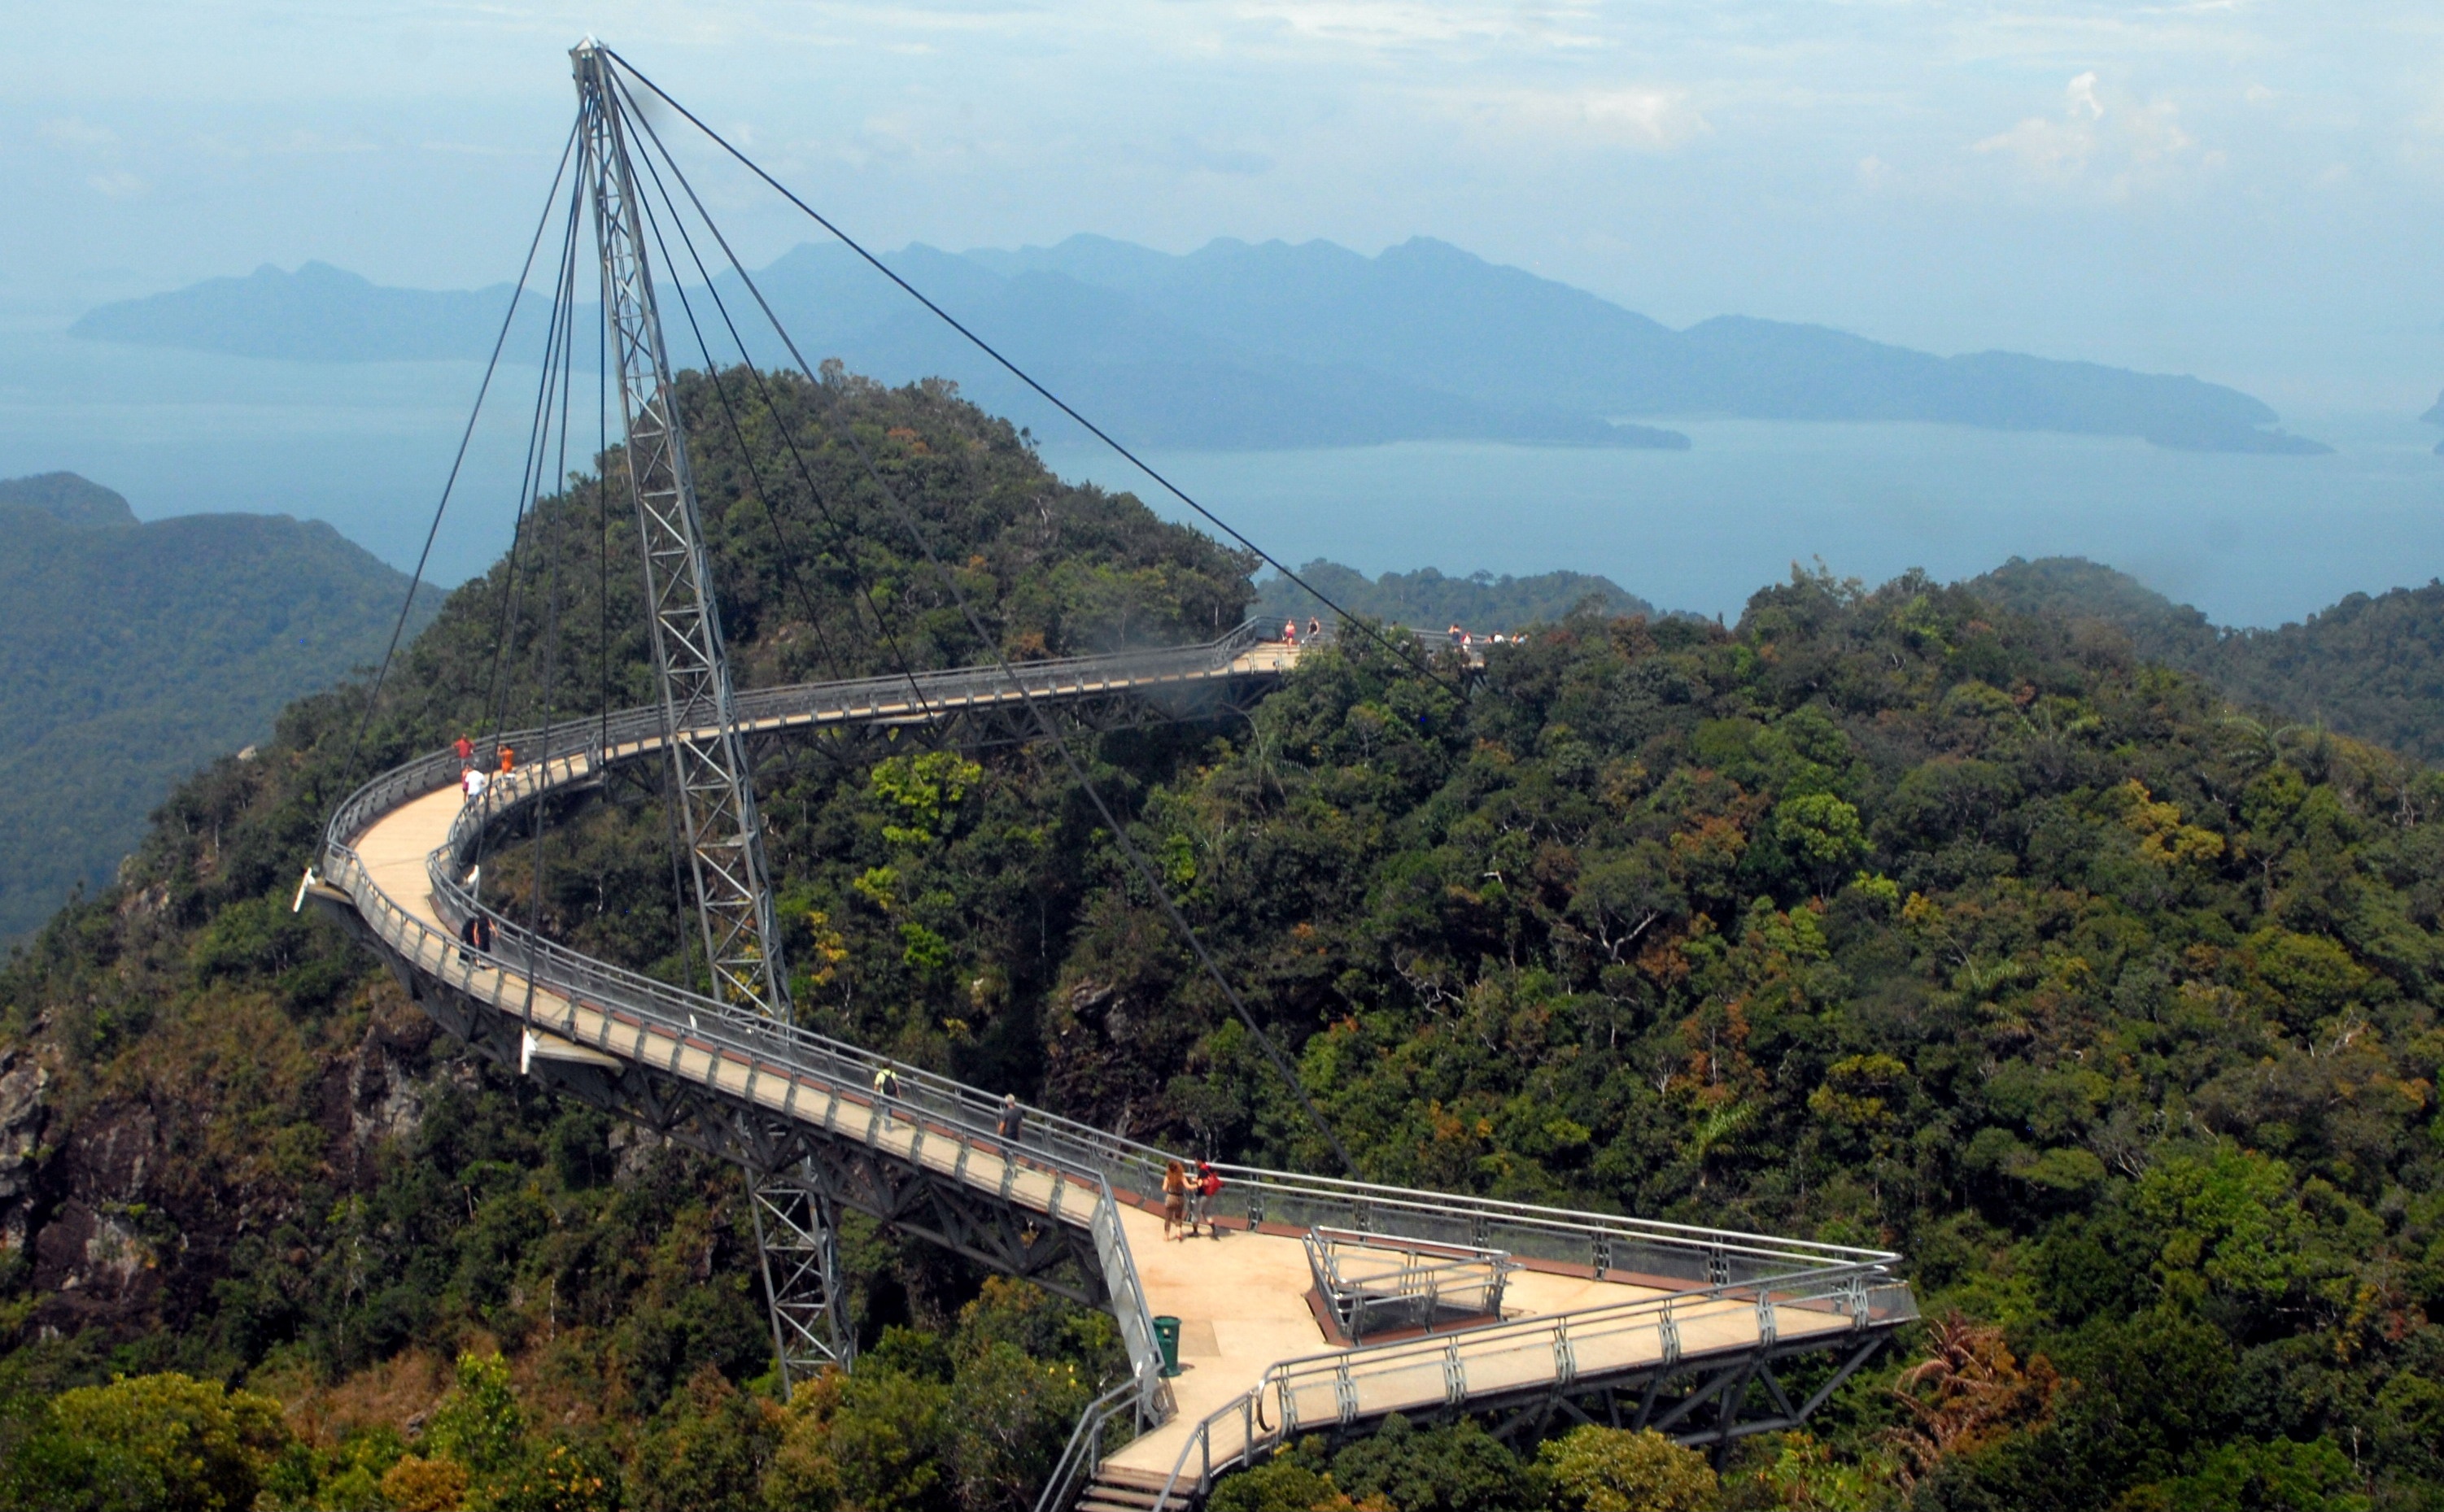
[
  {"left": 460, "top": 765, "right": 488, "bottom": 805},
  {"left": 873, "top": 1064, "right": 903, "bottom": 1124},
  {"left": 1190, "top": 1158, "right": 1222, "bottom": 1237},
  {"left": 497, "top": 745, "right": 515, "bottom": 776},
  {"left": 1162, "top": 1159, "right": 1189, "bottom": 1240},
  {"left": 1307, "top": 617, "right": 1321, "bottom": 645},
  {"left": 454, "top": 734, "right": 475, "bottom": 769},
  {"left": 1282, "top": 618, "right": 1298, "bottom": 646},
  {"left": 996, "top": 1092, "right": 1025, "bottom": 1156},
  {"left": 457, "top": 909, "right": 492, "bottom": 964}
]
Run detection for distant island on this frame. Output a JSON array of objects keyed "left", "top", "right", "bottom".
[{"left": 72, "top": 237, "right": 2328, "bottom": 455}]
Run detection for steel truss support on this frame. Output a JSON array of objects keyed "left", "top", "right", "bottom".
[
  {"left": 321, "top": 937, "right": 1117, "bottom": 1306},
  {"left": 751, "top": 1164, "right": 854, "bottom": 1379},
  {"left": 573, "top": 40, "right": 840, "bottom": 1391},
  {"left": 1469, "top": 1332, "right": 1894, "bottom": 1456},
  {"left": 573, "top": 41, "right": 786, "bottom": 1018}
]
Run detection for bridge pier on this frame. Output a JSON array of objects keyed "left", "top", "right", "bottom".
[{"left": 750, "top": 1162, "right": 854, "bottom": 1390}]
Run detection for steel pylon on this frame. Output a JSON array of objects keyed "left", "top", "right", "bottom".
[{"left": 574, "top": 39, "right": 852, "bottom": 1384}]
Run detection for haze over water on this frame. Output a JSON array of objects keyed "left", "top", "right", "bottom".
[
  {"left": 4, "top": 318, "right": 2437, "bottom": 630},
  {"left": 1047, "top": 413, "right": 2444, "bottom": 628}
]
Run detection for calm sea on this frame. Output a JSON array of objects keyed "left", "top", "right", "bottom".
[{"left": 3, "top": 324, "right": 2437, "bottom": 628}]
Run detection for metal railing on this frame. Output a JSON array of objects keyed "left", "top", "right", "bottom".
[
  {"left": 1033, "top": 1379, "right": 1142, "bottom": 1512},
  {"left": 1303, "top": 1227, "right": 1515, "bottom": 1341},
  {"left": 343, "top": 739, "right": 1902, "bottom": 1303},
  {"left": 1149, "top": 1266, "right": 1919, "bottom": 1509},
  {"left": 1092, "top": 1176, "right": 1176, "bottom": 1421},
  {"left": 316, "top": 619, "right": 1916, "bottom": 1508}
]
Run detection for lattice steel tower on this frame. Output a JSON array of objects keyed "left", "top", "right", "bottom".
[{"left": 573, "top": 39, "right": 852, "bottom": 1386}]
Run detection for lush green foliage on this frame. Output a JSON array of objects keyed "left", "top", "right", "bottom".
[
  {"left": 0, "top": 1371, "right": 286, "bottom": 1511},
  {"left": 1538, "top": 1425, "right": 1717, "bottom": 1512},
  {"left": 0, "top": 481, "right": 440, "bottom": 939},
  {"left": 1979, "top": 554, "right": 2444, "bottom": 763},
  {"left": 7, "top": 373, "right": 2444, "bottom": 1510},
  {"left": 1253, "top": 560, "right": 1652, "bottom": 636}
]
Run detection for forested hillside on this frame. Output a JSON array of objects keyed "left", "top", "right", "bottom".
[
  {"left": 0, "top": 474, "right": 442, "bottom": 941},
  {"left": 1252, "top": 560, "right": 1656, "bottom": 634},
  {"left": 1979, "top": 556, "right": 2444, "bottom": 764},
  {"left": 3, "top": 375, "right": 2444, "bottom": 1510}
]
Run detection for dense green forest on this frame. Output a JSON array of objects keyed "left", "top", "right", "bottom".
[
  {"left": 5, "top": 371, "right": 2444, "bottom": 1510},
  {"left": 1977, "top": 555, "right": 2444, "bottom": 765},
  {"left": 0, "top": 471, "right": 442, "bottom": 941},
  {"left": 1252, "top": 560, "right": 1655, "bottom": 638}
]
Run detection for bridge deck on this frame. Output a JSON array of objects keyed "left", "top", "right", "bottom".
[{"left": 324, "top": 632, "right": 1908, "bottom": 1502}]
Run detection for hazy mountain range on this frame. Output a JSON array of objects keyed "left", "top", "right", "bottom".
[
  {"left": 0, "top": 472, "right": 440, "bottom": 940},
  {"left": 72, "top": 236, "right": 2328, "bottom": 455}
]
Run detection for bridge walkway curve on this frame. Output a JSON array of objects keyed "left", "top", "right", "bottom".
[{"left": 306, "top": 625, "right": 1916, "bottom": 1507}]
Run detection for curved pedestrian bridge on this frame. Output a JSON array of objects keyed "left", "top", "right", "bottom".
[{"left": 305, "top": 624, "right": 1916, "bottom": 1509}]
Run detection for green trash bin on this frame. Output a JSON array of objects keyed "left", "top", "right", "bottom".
[{"left": 1152, "top": 1315, "right": 1182, "bottom": 1378}]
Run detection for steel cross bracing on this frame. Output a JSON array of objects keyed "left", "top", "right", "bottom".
[
  {"left": 574, "top": 41, "right": 844, "bottom": 1383},
  {"left": 308, "top": 628, "right": 1918, "bottom": 1509},
  {"left": 574, "top": 43, "right": 787, "bottom": 1019}
]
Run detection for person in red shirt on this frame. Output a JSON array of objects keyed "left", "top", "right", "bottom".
[
  {"left": 453, "top": 734, "right": 475, "bottom": 769},
  {"left": 1191, "top": 1160, "right": 1223, "bottom": 1237}
]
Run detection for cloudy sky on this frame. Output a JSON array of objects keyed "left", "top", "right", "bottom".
[{"left": 7, "top": 1, "right": 2441, "bottom": 415}]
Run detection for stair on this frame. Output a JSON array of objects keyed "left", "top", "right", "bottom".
[{"left": 1078, "top": 1465, "right": 1181, "bottom": 1512}]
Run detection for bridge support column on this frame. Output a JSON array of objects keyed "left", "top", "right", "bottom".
[{"left": 749, "top": 1161, "right": 854, "bottom": 1392}]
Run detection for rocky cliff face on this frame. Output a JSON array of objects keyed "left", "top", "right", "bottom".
[
  {"left": 0, "top": 1052, "right": 47, "bottom": 1257},
  {"left": 1, "top": 978, "right": 452, "bottom": 1349}
]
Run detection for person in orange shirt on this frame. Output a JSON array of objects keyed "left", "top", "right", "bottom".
[{"left": 497, "top": 746, "right": 515, "bottom": 775}]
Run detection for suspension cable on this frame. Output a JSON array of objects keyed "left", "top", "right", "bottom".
[
  {"left": 601, "top": 46, "right": 1466, "bottom": 705},
  {"left": 333, "top": 120, "right": 580, "bottom": 804},
  {"left": 618, "top": 85, "right": 1359, "bottom": 1174},
  {"left": 617, "top": 107, "right": 943, "bottom": 724},
  {"left": 473, "top": 166, "right": 588, "bottom": 894},
  {"left": 524, "top": 187, "right": 582, "bottom": 1024},
  {"left": 622, "top": 158, "right": 849, "bottom": 685}
]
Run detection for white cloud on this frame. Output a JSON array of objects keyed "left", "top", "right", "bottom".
[
  {"left": 1227, "top": 0, "right": 1603, "bottom": 56},
  {"left": 419, "top": 140, "right": 542, "bottom": 157},
  {"left": 87, "top": 170, "right": 145, "bottom": 198},
  {"left": 267, "top": 129, "right": 378, "bottom": 155},
  {"left": 39, "top": 116, "right": 116, "bottom": 148},
  {"left": 1455, "top": 85, "right": 1710, "bottom": 153},
  {"left": 2066, "top": 70, "right": 2104, "bottom": 123},
  {"left": 1972, "top": 71, "right": 2198, "bottom": 197}
]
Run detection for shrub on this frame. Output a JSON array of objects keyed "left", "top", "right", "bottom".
[{"left": 1537, "top": 1426, "right": 1717, "bottom": 1512}]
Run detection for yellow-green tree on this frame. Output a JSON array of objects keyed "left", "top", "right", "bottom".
[
  {"left": 1536, "top": 1426, "right": 1717, "bottom": 1512},
  {"left": 42, "top": 1370, "right": 290, "bottom": 1512}
]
